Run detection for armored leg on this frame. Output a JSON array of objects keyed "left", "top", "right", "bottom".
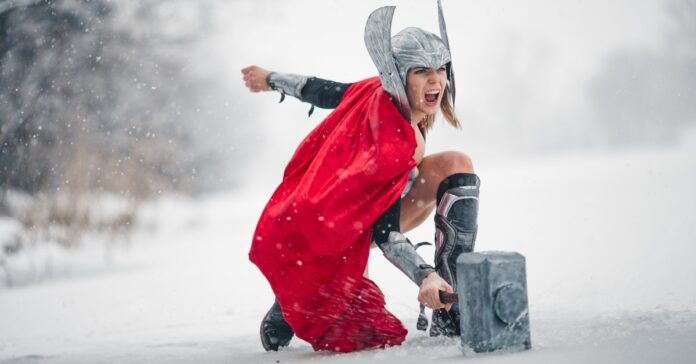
[{"left": 430, "top": 173, "right": 480, "bottom": 337}]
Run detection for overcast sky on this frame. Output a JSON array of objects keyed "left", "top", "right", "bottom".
[{"left": 195, "top": 0, "right": 683, "bottom": 182}]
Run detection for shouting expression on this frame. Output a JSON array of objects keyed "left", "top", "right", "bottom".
[{"left": 406, "top": 65, "right": 448, "bottom": 122}]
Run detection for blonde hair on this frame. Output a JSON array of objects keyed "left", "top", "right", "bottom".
[{"left": 421, "top": 85, "right": 460, "bottom": 133}]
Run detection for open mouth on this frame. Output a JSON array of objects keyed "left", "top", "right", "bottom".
[{"left": 424, "top": 90, "right": 440, "bottom": 103}]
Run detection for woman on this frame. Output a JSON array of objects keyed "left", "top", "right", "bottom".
[{"left": 243, "top": 4, "right": 480, "bottom": 353}]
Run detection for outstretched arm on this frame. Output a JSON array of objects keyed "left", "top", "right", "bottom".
[{"left": 241, "top": 65, "right": 352, "bottom": 109}]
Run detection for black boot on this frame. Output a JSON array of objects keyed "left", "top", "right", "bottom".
[
  {"left": 430, "top": 173, "right": 480, "bottom": 337},
  {"left": 430, "top": 304, "right": 461, "bottom": 337},
  {"left": 260, "top": 300, "right": 294, "bottom": 351}
]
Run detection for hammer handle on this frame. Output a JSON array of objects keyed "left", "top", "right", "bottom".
[{"left": 439, "top": 291, "right": 459, "bottom": 304}]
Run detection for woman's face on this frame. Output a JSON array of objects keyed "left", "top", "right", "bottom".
[{"left": 406, "top": 65, "right": 448, "bottom": 121}]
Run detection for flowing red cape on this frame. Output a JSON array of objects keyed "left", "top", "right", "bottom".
[{"left": 249, "top": 77, "right": 416, "bottom": 352}]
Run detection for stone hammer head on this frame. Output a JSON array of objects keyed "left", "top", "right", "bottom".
[{"left": 452, "top": 251, "right": 532, "bottom": 353}]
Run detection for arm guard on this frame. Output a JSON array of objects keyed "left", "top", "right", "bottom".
[
  {"left": 380, "top": 231, "right": 436, "bottom": 286},
  {"left": 266, "top": 72, "right": 308, "bottom": 99},
  {"left": 267, "top": 72, "right": 352, "bottom": 109}
]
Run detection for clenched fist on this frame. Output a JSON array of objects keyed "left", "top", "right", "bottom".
[
  {"left": 241, "top": 65, "right": 272, "bottom": 92},
  {"left": 418, "top": 271, "right": 454, "bottom": 311}
]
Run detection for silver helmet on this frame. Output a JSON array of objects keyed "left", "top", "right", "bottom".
[
  {"left": 364, "top": 0, "right": 456, "bottom": 121},
  {"left": 392, "top": 27, "right": 451, "bottom": 88}
]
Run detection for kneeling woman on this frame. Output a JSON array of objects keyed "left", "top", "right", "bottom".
[{"left": 243, "top": 4, "right": 480, "bottom": 353}]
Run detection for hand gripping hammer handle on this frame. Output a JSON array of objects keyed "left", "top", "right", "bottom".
[{"left": 438, "top": 290, "right": 459, "bottom": 305}]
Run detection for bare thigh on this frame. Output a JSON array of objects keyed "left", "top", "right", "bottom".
[{"left": 400, "top": 151, "right": 475, "bottom": 232}]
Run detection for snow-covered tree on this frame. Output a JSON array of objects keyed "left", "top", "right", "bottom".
[{"left": 0, "top": 0, "right": 247, "bottom": 246}]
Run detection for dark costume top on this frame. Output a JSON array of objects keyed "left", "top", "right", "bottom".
[{"left": 249, "top": 77, "right": 417, "bottom": 352}]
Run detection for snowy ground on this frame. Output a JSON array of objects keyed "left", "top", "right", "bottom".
[{"left": 1, "top": 144, "right": 696, "bottom": 363}]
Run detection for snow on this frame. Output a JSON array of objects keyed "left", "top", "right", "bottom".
[{"left": 2, "top": 144, "right": 695, "bottom": 363}]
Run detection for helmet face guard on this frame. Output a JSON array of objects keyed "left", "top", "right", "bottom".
[{"left": 364, "top": 0, "right": 455, "bottom": 122}]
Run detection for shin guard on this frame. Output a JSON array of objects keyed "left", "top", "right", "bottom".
[{"left": 430, "top": 173, "right": 480, "bottom": 337}]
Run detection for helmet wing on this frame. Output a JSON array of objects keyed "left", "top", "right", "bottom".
[
  {"left": 437, "top": 0, "right": 456, "bottom": 108},
  {"left": 364, "top": 6, "right": 411, "bottom": 121}
]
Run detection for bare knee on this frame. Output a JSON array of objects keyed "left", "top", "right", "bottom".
[{"left": 438, "top": 151, "right": 474, "bottom": 175}]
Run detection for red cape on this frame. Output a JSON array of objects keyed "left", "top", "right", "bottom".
[{"left": 249, "top": 77, "right": 416, "bottom": 352}]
